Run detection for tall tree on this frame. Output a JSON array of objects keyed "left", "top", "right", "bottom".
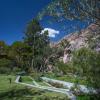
[{"left": 24, "top": 19, "right": 51, "bottom": 72}]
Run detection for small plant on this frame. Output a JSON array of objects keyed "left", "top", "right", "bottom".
[{"left": 70, "top": 83, "right": 81, "bottom": 95}]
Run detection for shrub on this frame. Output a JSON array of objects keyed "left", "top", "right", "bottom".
[
  {"left": 0, "top": 58, "right": 13, "bottom": 74},
  {"left": 48, "top": 81, "right": 64, "bottom": 88}
]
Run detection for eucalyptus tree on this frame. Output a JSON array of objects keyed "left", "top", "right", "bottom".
[{"left": 24, "top": 19, "right": 51, "bottom": 72}]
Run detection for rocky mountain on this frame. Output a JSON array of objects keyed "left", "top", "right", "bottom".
[{"left": 51, "top": 23, "right": 100, "bottom": 63}]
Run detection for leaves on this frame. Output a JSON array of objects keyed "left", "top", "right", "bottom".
[
  {"left": 24, "top": 19, "right": 52, "bottom": 72},
  {"left": 72, "top": 47, "right": 100, "bottom": 88},
  {"left": 37, "top": 0, "right": 100, "bottom": 23}
]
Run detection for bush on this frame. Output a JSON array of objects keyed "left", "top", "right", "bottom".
[
  {"left": 72, "top": 47, "right": 100, "bottom": 88},
  {"left": 0, "top": 58, "right": 20, "bottom": 74},
  {"left": 0, "top": 58, "right": 13, "bottom": 74},
  {"left": 30, "top": 72, "right": 42, "bottom": 82},
  {"left": 55, "top": 61, "right": 73, "bottom": 74}
]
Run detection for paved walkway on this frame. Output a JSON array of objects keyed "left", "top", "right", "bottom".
[{"left": 15, "top": 76, "right": 76, "bottom": 100}]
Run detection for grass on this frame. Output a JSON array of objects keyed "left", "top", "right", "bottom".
[
  {"left": 1, "top": 73, "right": 97, "bottom": 100},
  {"left": 21, "top": 76, "right": 33, "bottom": 84},
  {"left": 21, "top": 76, "right": 51, "bottom": 86},
  {"left": 44, "top": 72, "right": 88, "bottom": 85},
  {"left": 0, "top": 75, "right": 19, "bottom": 91},
  {"left": 77, "top": 94, "right": 100, "bottom": 100},
  {"left": 37, "top": 81, "right": 50, "bottom": 86},
  {"left": 55, "top": 75, "right": 87, "bottom": 85},
  {"left": 0, "top": 75, "right": 31, "bottom": 100},
  {"left": 0, "top": 74, "right": 69, "bottom": 100},
  {"left": 34, "top": 91, "right": 69, "bottom": 100}
]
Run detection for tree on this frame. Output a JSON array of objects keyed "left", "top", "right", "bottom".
[
  {"left": 9, "top": 41, "right": 30, "bottom": 71},
  {"left": 24, "top": 19, "right": 51, "bottom": 72},
  {"left": 0, "top": 41, "right": 15, "bottom": 74},
  {"left": 24, "top": 19, "right": 42, "bottom": 46},
  {"left": 0, "top": 58, "right": 13, "bottom": 74},
  {"left": 38, "top": 0, "right": 100, "bottom": 23},
  {"left": 55, "top": 61, "right": 73, "bottom": 74}
]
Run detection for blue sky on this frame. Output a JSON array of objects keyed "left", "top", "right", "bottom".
[
  {"left": 0, "top": 0, "right": 51, "bottom": 45},
  {"left": 0, "top": 0, "right": 91, "bottom": 45}
]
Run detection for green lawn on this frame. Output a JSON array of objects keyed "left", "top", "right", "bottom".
[
  {"left": 0, "top": 75, "right": 20, "bottom": 91},
  {"left": 21, "top": 76, "right": 33, "bottom": 84},
  {"left": 21, "top": 76, "right": 51, "bottom": 86},
  {"left": 37, "top": 81, "right": 52, "bottom": 86},
  {"left": 0, "top": 74, "right": 69, "bottom": 100}
]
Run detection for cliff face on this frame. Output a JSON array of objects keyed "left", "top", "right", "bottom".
[{"left": 51, "top": 23, "right": 100, "bottom": 63}]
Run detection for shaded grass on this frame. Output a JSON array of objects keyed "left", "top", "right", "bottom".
[{"left": 77, "top": 94, "right": 100, "bottom": 100}]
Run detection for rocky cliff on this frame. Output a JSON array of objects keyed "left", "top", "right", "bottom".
[{"left": 51, "top": 23, "right": 100, "bottom": 63}]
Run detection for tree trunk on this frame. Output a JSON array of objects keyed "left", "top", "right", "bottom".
[{"left": 31, "top": 58, "right": 34, "bottom": 71}]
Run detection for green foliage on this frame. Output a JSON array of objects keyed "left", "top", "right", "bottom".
[
  {"left": 30, "top": 72, "right": 42, "bottom": 81},
  {"left": 77, "top": 94, "right": 100, "bottom": 100},
  {"left": 55, "top": 75, "right": 87, "bottom": 86},
  {"left": 9, "top": 41, "right": 31, "bottom": 70},
  {"left": 24, "top": 19, "right": 42, "bottom": 46},
  {"left": 0, "top": 41, "right": 9, "bottom": 55},
  {"left": 55, "top": 61, "right": 73, "bottom": 74},
  {"left": 0, "top": 58, "right": 13, "bottom": 74},
  {"left": 24, "top": 19, "right": 51, "bottom": 72},
  {"left": 38, "top": 0, "right": 100, "bottom": 22},
  {"left": 0, "top": 19, "right": 52, "bottom": 73},
  {"left": 72, "top": 47, "right": 100, "bottom": 88}
]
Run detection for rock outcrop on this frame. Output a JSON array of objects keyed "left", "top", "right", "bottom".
[{"left": 51, "top": 23, "right": 100, "bottom": 63}]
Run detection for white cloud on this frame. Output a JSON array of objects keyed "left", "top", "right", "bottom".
[{"left": 41, "top": 28, "right": 59, "bottom": 38}]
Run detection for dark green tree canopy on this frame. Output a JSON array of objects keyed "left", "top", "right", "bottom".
[
  {"left": 24, "top": 19, "right": 42, "bottom": 46},
  {"left": 24, "top": 19, "right": 51, "bottom": 72}
]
